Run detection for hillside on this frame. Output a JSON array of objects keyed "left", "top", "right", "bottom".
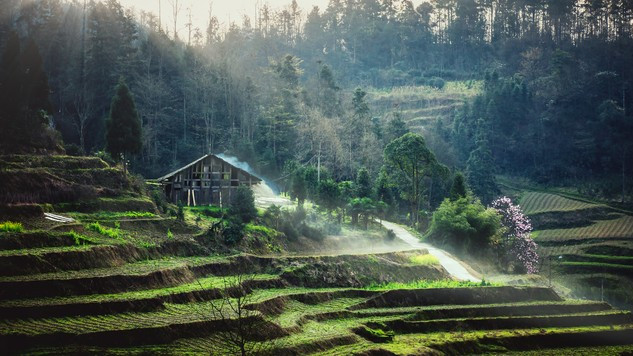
[
  {"left": 499, "top": 179, "right": 633, "bottom": 309},
  {"left": 0, "top": 156, "right": 632, "bottom": 354},
  {"left": 367, "top": 81, "right": 482, "bottom": 134}
]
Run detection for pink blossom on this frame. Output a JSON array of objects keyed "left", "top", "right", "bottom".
[{"left": 491, "top": 196, "right": 539, "bottom": 274}]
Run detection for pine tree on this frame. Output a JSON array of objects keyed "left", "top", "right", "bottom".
[
  {"left": 230, "top": 186, "right": 257, "bottom": 223},
  {"left": 0, "top": 34, "right": 57, "bottom": 153},
  {"left": 356, "top": 167, "right": 372, "bottom": 198},
  {"left": 105, "top": 78, "right": 142, "bottom": 173},
  {"left": 0, "top": 32, "right": 22, "bottom": 151},
  {"left": 449, "top": 172, "right": 468, "bottom": 200},
  {"left": 466, "top": 122, "right": 499, "bottom": 204}
]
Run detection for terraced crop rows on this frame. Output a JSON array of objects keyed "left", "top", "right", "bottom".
[
  {"left": 536, "top": 215, "right": 633, "bottom": 241},
  {"left": 2, "top": 221, "right": 633, "bottom": 354},
  {"left": 519, "top": 192, "right": 600, "bottom": 215}
]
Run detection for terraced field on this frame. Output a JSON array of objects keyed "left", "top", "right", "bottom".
[
  {"left": 519, "top": 192, "right": 601, "bottom": 215},
  {"left": 2, "top": 227, "right": 633, "bottom": 355},
  {"left": 514, "top": 190, "right": 633, "bottom": 308},
  {"left": 367, "top": 81, "right": 482, "bottom": 133},
  {"left": 1, "top": 156, "right": 632, "bottom": 354}
]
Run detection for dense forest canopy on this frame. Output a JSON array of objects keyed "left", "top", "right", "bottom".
[{"left": 1, "top": 0, "right": 632, "bottom": 204}]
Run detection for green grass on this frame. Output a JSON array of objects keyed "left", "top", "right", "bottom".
[
  {"left": 85, "top": 222, "right": 120, "bottom": 239},
  {"left": 71, "top": 211, "right": 157, "bottom": 220},
  {"left": 364, "top": 279, "right": 498, "bottom": 291},
  {"left": 0, "top": 221, "right": 24, "bottom": 233},
  {"left": 68, "top": 230, "right": 95, "bottom": 246},
  {"left": 409, "top": 254, "right": 439, "bottom": 266},
  {"left": 0, "top": 255, "right": 228, "bottom": 282}
]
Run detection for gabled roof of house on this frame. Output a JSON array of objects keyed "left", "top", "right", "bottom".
[{"left": 155, "top": 154, "right": 262, "bottom": 183}]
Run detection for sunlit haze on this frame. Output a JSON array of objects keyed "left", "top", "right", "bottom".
[{"left": 118, "top": 0, "right": 425, "bottom": 38}]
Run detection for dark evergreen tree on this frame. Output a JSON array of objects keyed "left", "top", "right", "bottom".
[
  {"left": 466, "top": 125, "right": 499, "bottom": 204},
  {"left": 230, "top": 185, "right": 257, "bottom": 223},
  {"left": 449, "top": 172, "right": 468, "bottom": 200},
  {"left": 355, "top": 167, "right": 372, "bottom": 198},
  {"left": 105, "top": 78, "right": 142, "bottom": 173},
  {"left": 0, "top": 33, "right": 58, "bottom": 154}
]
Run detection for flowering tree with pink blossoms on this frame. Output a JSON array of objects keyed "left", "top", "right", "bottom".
[{"left": 491, "top": 197, "right": 539, "bottom": 274}]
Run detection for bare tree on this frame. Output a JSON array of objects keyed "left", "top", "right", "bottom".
[
  {"left": 73, "top": 93, "right": 93, "bottom": 152},
  {"left": 168, "top": 0, "right": 182, "bottom": 40},
  {"left": 205, "top": 272, "right": 285, "bottom": 356}
]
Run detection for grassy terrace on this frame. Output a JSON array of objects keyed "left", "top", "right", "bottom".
[
  {"left": 0, "top": 255, "right": 229, "bottom": 282},
  {"left": 0, "top": 274, "right": 279, "bottom": 307},
  {"left": 519, "top": 192, "right": 602, "bottom": 215},
  {"left": 535, "top": 215, "right": 633, "bottom": 241}
]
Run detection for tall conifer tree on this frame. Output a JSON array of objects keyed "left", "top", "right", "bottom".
[{"left": 105, "top": 78, "right": 142, "bottom": 173}]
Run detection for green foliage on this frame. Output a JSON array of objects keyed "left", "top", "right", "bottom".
[
  {"left": 409, "top": 254, "right": 440, "bottom": 266},
  {"left": 357, "top": 325, "right": 395, "bottom": 343},
  {"left": 0, "top": 33, "right": 60, "bottom": 154},
  {"left": 384, "top": 132, "right": 444, "bottom": 225},
  {"left": 222, "top": 218, "right": 245, "bottom": 245},
  {"left": 450, "top": 172, "right": 468, "bottom": 201},
  {"left": 105, "top": 77, "right": 142, "bottom": 165},
  {"left": 316, "top": 179, "right": 341, "bottom": 212},
  {"left": 167, "top": 229, "right": 173, "bottom": 239},
  {"left": 365, "top": 279, "right": 497, "bottom": 290},
  {"left": 347, "top": 197, "right": 376, "bottom": 229},
  {"left": 355, "top": 167, "right": 372, "bottom": 198},
  {"left": 0, "top": 221, "right": 24, "bottom": 233},
  {"left": 176, "top": 202, "right": 185, "bottom": 222},
  {"left": 291, "top": 168, "right": 307, "bottom": 204},
  {"left": 426, "top": 197, "right": 500, "bottom": 254},
  {"left": 230, "top": 185, "right": 257, "bottom": 223},
  {"left": 385, "top": 112, "right": 409, "bottom": 144},
  {"left": 466, "top": 125, "right": 499, "bottom": 204},
  {"left": 69, "top": 230, "right": 92, "bottom": 246},
  {"left": 86, "top": 222, "right": 120, "bottom": 239}
]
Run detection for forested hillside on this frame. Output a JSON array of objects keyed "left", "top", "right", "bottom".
[{"left": 1, "top": 0, "right": 632, "bottom": 202}]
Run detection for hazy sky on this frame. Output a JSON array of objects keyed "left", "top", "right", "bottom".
[{"left": 118, "top": 0, "right": 425, "bottom": 39}]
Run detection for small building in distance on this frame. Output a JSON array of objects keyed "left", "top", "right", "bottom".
[{"left": 156, "top": 154, "right": 261, "bottom": 206}]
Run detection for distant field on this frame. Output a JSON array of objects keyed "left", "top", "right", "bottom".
[
  {"left": 367, "top": 81, "right": 483, "bottom": 132},
  {"left": 535, "top": 215, "right": 633, "bottom": 241},
  {"left": 520, "top": 192, "right": 600, "bottom": 215}
]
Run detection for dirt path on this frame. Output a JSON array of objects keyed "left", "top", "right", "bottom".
[{"left": 380, "top": 220, "right": 481, "bottom": 282}]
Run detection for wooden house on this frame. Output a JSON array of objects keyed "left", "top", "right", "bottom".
[{"left": 156, "top": 154, "right": 261, "bottom": 206}]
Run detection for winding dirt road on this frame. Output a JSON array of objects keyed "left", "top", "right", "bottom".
[{"left": 380, "top": 220, "right": 481, "bottom": 282}]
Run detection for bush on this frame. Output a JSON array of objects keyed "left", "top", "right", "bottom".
[
  {"left": 426, "top": 197, "right": 500, "bottom": 254},
  {"left": 223, "top": 218, "right": 245, "bottom": 245},
  {"left": 230, "top": 186, "right": 257, "bottom": 223},
  {"left": 64, "top": 143, "right": 85, "bottom": 156},
  {"left": 0, "top": 221, "right": 23, "bottom": 233},
  {"left": 93, "top": 150, "right": 115, "bottom": 166},
  {"left": 300, "top": 223, "right": 324, "bottom": 241},
  {"left": 409, "top": 254, "right": 440, "bottom": 266},
  {"left": 428, "top": 77, "right": 446, "bottom": 89},
  {"left": 86, "top": 222, "right": 120, "bottom": 239}
]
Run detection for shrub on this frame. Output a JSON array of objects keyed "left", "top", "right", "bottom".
[
  {"left": 222, "top": 218, "right": 245, "bottom": 245},
  {"left": 356, "top": 325, "right": 394, "bottom": 343},
  {"left": 409, "top": 254, "right": 440, "bottom": 266},
  {"left": 426, "top": 197, "right": 500, "bottom": 254},
  {"left": 0, "top": 221, "right": 23, "bottom": 233},
  {"left": 167, "top": 228, "right": 173, "bottom": 239},
  {"left": 69, "top": 230, "right": 92, "bottom": 246},
  {"left": 176, "top": 202, "right": 185, "bottom": 221},
  {"left": 86, "top": 222, "right": 120, "bottom": 239},
  {"left": 428, "top": 77, "right": 446, "bottom": 89},
  {"left": 230, "top": 185, "right": 257, "bottom": 223}
]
